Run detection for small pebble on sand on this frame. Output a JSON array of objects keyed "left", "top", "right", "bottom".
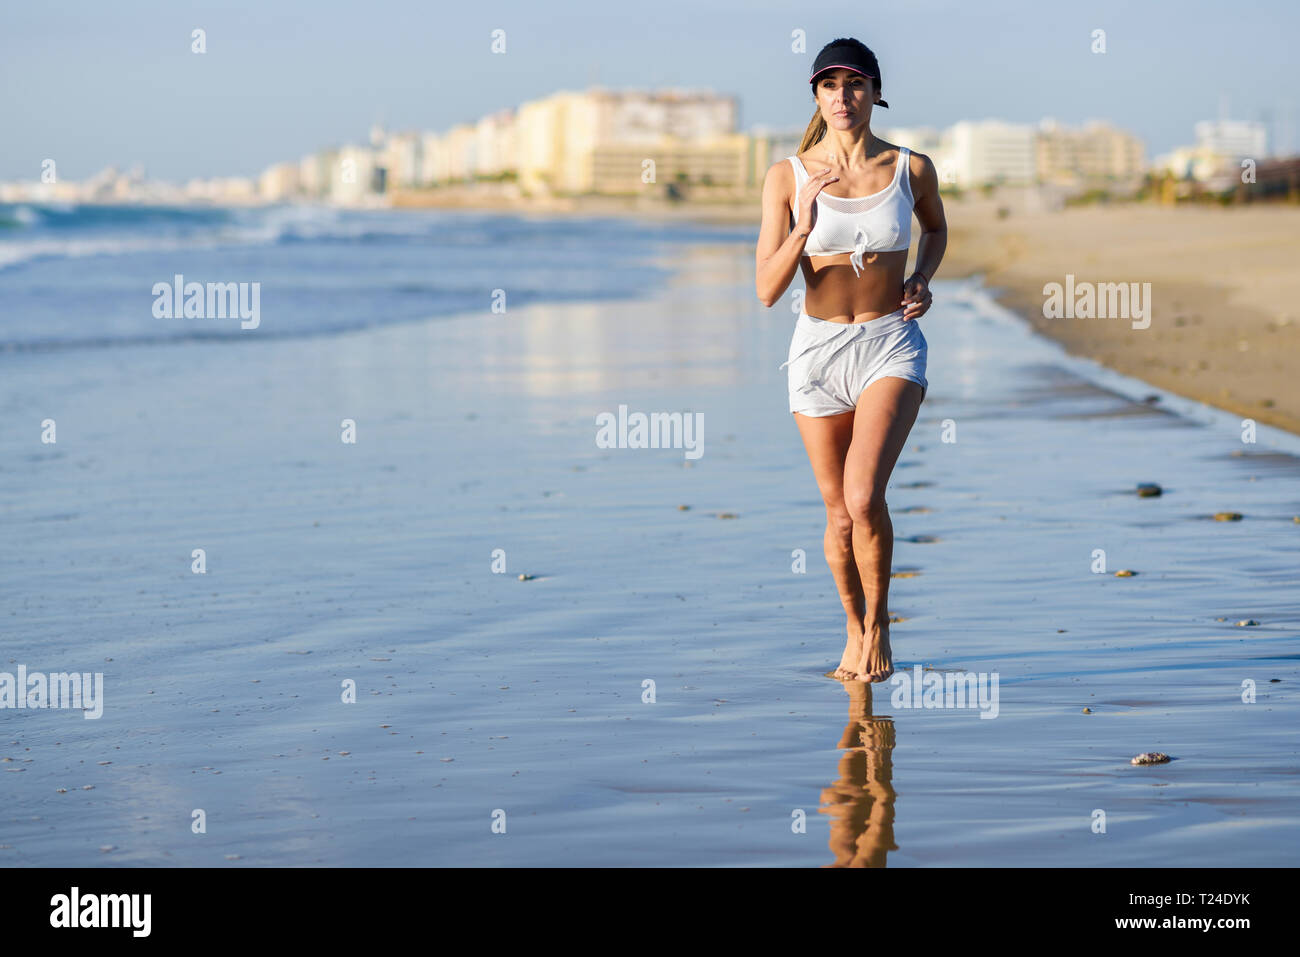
[
  {"left": 1114, "top": 569, "right": 1136, "bottom": 577},
  {"left": 1131, "top": 752, "right": 1171, "bottom": 765},
  {"left": 1082, "top": 708, "right": 1092, "bottom": 714},
  {"left": 1236, "top": 619, "right": 1260, "bottom": 627},
  {"left": 1136, "top": 483, "right": 1162, "bottom": 497},
  {"left": 1213, "top": 511, "right": 1243, "bottom": 521},
  {"left": 517, "top": 573, "right": 535, "bottom": 581}
]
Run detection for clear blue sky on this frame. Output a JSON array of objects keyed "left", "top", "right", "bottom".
[{"left": 1, "top": 0, "right": 1295, "bottom": 181}]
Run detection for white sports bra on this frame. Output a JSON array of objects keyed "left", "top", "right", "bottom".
[{"left": 789, "top": 147, "right": 914, "bottom": 276}]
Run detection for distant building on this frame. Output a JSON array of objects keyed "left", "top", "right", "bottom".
[
  {"left": 299, "top": 152, "right": 333, "bottom": 199},
  {"left": 330, "top": 145, "right": 380, "bottom": 204},
  {"left": 1152, "top": 145, "right": 1223, "bottom": 182},
  {"left": 475, "top": 109, "right": 517, "bottom": 178},
  {"left": 1036, "top": 119, "right": 1145, "bottom": 184},
  {"left": 748, "top": 125, "right": 802, "bottom": 164},
  {"left": 944, "top": 120, "right": 1037, "bottom": 187},
  {"left": 1194, "top": 119, "right": 1267, "bottom": 160},
  {"left": 880, "top": 127, "right": 944, "bottom": 156},
  {"left": 587, "top": 133, "right": 753, "bottom": 194},
  {"left": 380, "top": 132, "right": 423, "bottom": 190},
  {"left": 516, "top": 88, "right": 739, "bottom": 196},
  {"left": 443, "top": 123, "right": 478, "bottom": 182},
  {"left": 1154, "top": 119, "right": 1268, "bottom": 184},
  {"left": 419, "top": 132, "right": 449, "bottom": 185},
  {"left": 258, "top": 161, "right": 301, "bottom": 201}
]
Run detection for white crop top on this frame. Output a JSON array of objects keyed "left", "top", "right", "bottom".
[{"left": 789, "top": 147, "right": 914, "bottom": 276}]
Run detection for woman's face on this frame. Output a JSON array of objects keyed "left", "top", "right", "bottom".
[{"left": 814, "top": 68, "right": 876, "bottom": 127}]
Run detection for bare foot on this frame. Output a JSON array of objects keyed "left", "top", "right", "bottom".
[
  {"left": 852, "top": 620, "right": 894, "bottom": 683},
  {"left": 833, "top": 613, "right": 865, "bottom": 679}
]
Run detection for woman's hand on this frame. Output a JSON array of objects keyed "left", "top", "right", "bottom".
[
  {"left": 901, "top": 272, "right": 932, "bottom": 321},
  {"left": 794, "top": 166, "right": 838, "bottom": 234}
]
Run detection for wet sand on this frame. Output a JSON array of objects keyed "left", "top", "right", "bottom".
[{"left": 3, "top": 244, "right": 1298, "bottom": 866}]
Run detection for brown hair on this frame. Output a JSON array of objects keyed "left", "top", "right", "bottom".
[{"left": 797, "top": 109, "right": 827, "bottom": 154}]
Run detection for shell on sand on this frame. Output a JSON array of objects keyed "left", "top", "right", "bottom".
[
  {"left": 1136, "top": 483, "right": 1163, "bottom": 497},
  {"left": 1131, "top": 752, "right": 1171, "bottom": 765},
  {"left": 1213, "top": 511, "right": 1244, "bottom": 521},
  {"left": 1114, "top": 569, "right": 1137, "bottom": 577}
]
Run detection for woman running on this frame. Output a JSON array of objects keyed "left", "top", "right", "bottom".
[{"left": 755, "top": 37, "right": 947, "bottom": 683}]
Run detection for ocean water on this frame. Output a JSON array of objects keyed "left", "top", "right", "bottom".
[
  {"left": 0, "top": 202, "right": 753, "bottom": 350},
  {"left": 1, "top": 211, "right": 1297, "bottom": 867}
]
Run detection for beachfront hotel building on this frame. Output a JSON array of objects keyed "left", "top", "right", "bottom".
[
  {"left": 942, "top": 120, "right": 1038, "bottom": 188},
  {"left": 475, "top": 108, "right": 519, "bottom": 179},
  {"left": 329, "top": 145, "right": 382, "bottom": 203},
  {"left": 511, "top": 88, "right": 744, "bottom": 196},
  {"left": 258, "top": 161, "right": 301, "bottom": 202},
  {"left": 1035, "top": 119, "right": 1145, "bottom": 184},
  {"left": 297, "top": 151, "right": 333, "bottom": 199},
  {"left": 379, "top": 131, "right": 423, "bottom": 190}
]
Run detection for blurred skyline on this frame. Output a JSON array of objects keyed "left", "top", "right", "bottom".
[{"left": 1, "top": 0, "right": 1296, "bottom": 181}]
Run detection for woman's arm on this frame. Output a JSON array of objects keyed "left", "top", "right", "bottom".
[
  {"left": 901, "top": 151, "right": 948, "bottom": 320},
  {"left": 755, "top": 161, "right": 810, "bottom": 307}
]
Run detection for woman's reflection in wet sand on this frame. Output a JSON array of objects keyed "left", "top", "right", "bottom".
[{"left": 819, "top": 680, "right": 898, "bottom": 867}]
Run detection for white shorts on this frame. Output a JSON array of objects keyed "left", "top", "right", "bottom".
[{"left": 781, "top": 308, "right": 928, "bottom": 416}]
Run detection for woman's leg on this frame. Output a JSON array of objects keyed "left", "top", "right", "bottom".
[
  {"left": 842, "top": 377, "right": 925, "bottom": 681},
  {"left": 792, "top": 410, "right": 865, "bottom": 678}
]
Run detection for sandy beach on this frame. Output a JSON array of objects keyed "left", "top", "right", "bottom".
[
  {"left": 938, "top": 198, "right": 1300, "bottom": 436},
  {"left": 3, "top": 221, "right": 1298, "bottom": 866}
]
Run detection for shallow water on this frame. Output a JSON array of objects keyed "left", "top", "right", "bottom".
[{"left": 2, "top": 236, "right": 1297, "bottom": 866}]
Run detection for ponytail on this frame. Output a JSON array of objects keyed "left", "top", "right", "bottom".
[{"left": 798, "top": 107, "right": 827, "bottom": 154}]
